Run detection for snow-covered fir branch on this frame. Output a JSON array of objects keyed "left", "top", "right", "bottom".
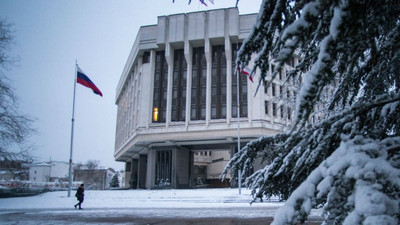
[{"left": 223, "top": 0, "right": 400, "bottom": 224}]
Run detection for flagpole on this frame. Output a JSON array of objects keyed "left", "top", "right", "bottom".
[
  {"left": 68, "top": 60, "right": 78, "bottom": 197},
  {"left": 236, "top": 60, "right": 242, "bottom": 195}
]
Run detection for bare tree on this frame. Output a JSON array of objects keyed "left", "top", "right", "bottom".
[
  {"left": 0, "top": 18, "right": 35, "bottom": 164},
  {"left": 86, "top": 160, "right": 100, "bottom": 170}
]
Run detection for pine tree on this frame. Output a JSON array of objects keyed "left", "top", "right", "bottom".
[
  {"left": 109, "top": 174, "right": 119, "bottom": 188},
  {"left": 223, "top": 1, "right": 400, "bottom": 224}
]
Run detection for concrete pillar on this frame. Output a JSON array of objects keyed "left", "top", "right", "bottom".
[
  {"left": 225, "top": 38, "right": 232, "bottom": 123},
  {"left": 130, "top": 158, "right": 139, "bottom": 189},
  {"left": 165, "top": 43, "right": 175, "bottom": 128},
  {"left": 172, "top": 147, "right": 190, "bottom": 188},
  {"left": 205, "top": 39, "right": 212, "bottom": 126},
  {"left": 138, "top": 154, "right": 147, "bottom": 189},
  {"left": 229, "top": 144, "right": 238, "bottom": 188},
  {"left": 146, "top": 150, "right": 156, "bottom": 189},
  {"left": 184, "top": 40, "right": 193, "bottom": 127}
]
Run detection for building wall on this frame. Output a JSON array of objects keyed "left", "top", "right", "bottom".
[
  {"left": 49, "top": 161, "right": 69, "bottom": 181},
  {"left": 74, "top": 169, "right": 116, "bottom": 190},
  {"left": 29, "top": 165, "right": 51, "bottom": 182},
  {"left": 114, "top": 8, "right": 298, "bottom": 189}
]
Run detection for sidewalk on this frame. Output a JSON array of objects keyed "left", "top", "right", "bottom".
[
  {"left": 0, "top": 188, "right": 284, "bottom": 210},
  {"left": 0, "top": 188, "right": 323, "bottom": 224}
]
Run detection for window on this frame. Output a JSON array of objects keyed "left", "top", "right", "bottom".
[
  {"left": 143, "top": 52, "right": 150, "bottom": 64},
  {"left": 272, "top": 84, "right": 276, "bottom": 96},
  {"left": 155, "top": 151, "right": 172, "bottom": 187},
  {"left": 152, "top": 107, "right": 159, "bottom": 122},
  {"left": 280, "top": 105, "right": 284, "bottom": 118},
  {"left": 171, "top": 49, "right": 187, "bottom": 122},
  {"left": 272, "top": 103, "right": 277, "bottom": 117},
  {"left": 153, "top": 51, "right": 168, "bottom": 123},
  {"left": 211, "top": 45, "right": 227, "bottom": 119},
  {"left": 287, "top": 107, "right": 292, "bottom": 120},
  {"left": 265, "top": 101, "right": 269, "bottom": 115},
  {"left": 191, "top": 47, "right": 207, "bottom": 120},
  {"left": 286, "top": 56, "right": 295, "bottom": 67},
  {"left": 232, "top": 43, "right": 248, "bottom": 118}
]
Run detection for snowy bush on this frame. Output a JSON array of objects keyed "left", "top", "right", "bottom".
[{"left": 223, "top": 0, "right": 400, "bottom": 224}]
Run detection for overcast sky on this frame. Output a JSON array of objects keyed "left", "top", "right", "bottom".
[{"left": 0, "top": 0, "right": 262, "bottom": 171}]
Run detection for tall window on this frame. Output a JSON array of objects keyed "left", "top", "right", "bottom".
[
  {"left": 172, "top": 49, "right": 187, "bottom": 122},
  {"left": 265, "top": 100, "right": 269, "bottom": 115},
  {"left": 232, "top": 43, "right": 248, "bottom": 118},
  {"left": 191, "top": 47, "right": 207, "bottom": 120},
  {"left": 153, "top": 51, "right": 168, "bottom": 123},
  {"left": 155, "top": 151, "right": 172, "bottom": 187},
  {"left": 211, "top": 45, "right": 227, "bottom": 119}
]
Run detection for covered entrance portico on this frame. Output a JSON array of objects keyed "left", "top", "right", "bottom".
[{"left": 122, "top": 135, "right": 254, "bottom": 190}]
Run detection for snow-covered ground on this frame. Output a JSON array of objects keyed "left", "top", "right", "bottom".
[
  {"left": 0, "top": 188, "right": 322, "bottom": 224},
  {"left": 0, "top": 188, "right": 281, "bottom": 210}
]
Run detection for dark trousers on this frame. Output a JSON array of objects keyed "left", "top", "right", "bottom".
[{"left": 75, "top": 197, "right": 84, "bottom": 209}]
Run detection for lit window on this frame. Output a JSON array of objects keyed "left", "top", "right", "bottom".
[{"left": 153, "top": 107, "right": 159, "bottom": 122}]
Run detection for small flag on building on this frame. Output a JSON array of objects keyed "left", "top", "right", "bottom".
[
  {"left": 199, "top": 0, "right": 207, "bottom": 6},
  {"left": 76, "top": 65, "right": 103, "bottom": 97},
  {"left": 238, "top": 66, "right": 254, "bottom": 83}
]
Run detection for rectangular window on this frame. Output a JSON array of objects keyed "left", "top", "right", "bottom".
[
  {"left": 286, "top": 56, "right": 295, "bottom": 67},
  {"left": 171, "top": 49, "right": 187, "bottom": 122},
  {"left": 191, "top": 47, "right": 207, "bottom": 120},
  {"left": 287, "top": 107, "right": 292, "bottom": 120},
  {"left": 155, "top": 151, "right": 172, "bottom": 187},
  {"left": 232, "top": 43, "right": 248, "bottom": 118},
  {"left": 143, "top": 52, "right": 150, "bottom": 64},
  {"left": 272, "top": 84, "right": 276, "bottom": 96},
  {"left": 265, "top": 101, "right": 269, "bottom": 115},
  {"left": 211, "top": 45, "right": 227, "bottom": 119},
  {"left": 272, "top": 103, "right": 277, "bottom": 117},
  {"left": 153, "top": 51, "right": 168, "bottom": 123},
  {"left": 280, "top": 105, "right": 284, "bottom": 118}
]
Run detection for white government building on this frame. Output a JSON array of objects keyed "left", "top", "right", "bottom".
[{"left": 114, "top": 7, "right": 298, "bottom": 189}]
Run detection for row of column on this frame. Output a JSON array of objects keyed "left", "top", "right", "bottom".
[{"left": 147, "top": 37, "right": 243, "bottom": 128}]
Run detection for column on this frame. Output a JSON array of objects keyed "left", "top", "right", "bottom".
[
  {"left": 184, "top": 40, "right": 193, "bottom": 127},
  {"left": 165, "top": 43, "right": 174, "bottom": 128},
  {"left": 225, "top": 38, "right": 232, "bottom": 123},
  {"left": 205, "top": 39, "right": 212, "bottom": 125}
]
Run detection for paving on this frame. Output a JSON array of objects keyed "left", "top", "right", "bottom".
[{"left": 0, "top": 207, "right": 323, "bottom": 225}]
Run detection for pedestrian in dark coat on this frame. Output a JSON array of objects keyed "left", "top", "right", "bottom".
[{"left": 74, "top": 184, "right": 84, "bottom": 209}]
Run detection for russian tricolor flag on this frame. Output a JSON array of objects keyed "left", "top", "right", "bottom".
[
  {"left": 76, "top": 65, "right": 103, "bottom": 97},
  {"left": 238, "top": 66, "right": 254, "bottom": 83}
]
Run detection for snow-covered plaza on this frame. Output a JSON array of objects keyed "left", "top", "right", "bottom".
[{"left": 0, "top": 188, "right": 322, "bottom": 224}]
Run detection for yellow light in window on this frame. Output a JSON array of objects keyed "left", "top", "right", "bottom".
[{"left": 153, "top": 107, "right": 158, "bottom": 121}]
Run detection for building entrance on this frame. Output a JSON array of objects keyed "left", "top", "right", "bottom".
[
  {"left": 192, "top": 150, "right": 231, "bottom": 188},
  {"left": 155, "top": 150, "right": 172, "bottom": 188}
]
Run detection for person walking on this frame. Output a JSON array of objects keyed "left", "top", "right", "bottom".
[{"left": 74, "top": 184, "right": 84, "bottom": 209}]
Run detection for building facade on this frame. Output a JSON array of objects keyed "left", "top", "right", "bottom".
[
  {"left": 114, "top": 8, "right": 298, "bottom": 189},
  {"left": 73, "top": 168, "right": 116, "bottom": 190},
  {"left": 28, "top": 161, "right": 69, "bottom": 183}
]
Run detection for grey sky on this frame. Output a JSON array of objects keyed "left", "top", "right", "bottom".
[{"left": 0, "top": 0, "right": 262, "bottom": 170}]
